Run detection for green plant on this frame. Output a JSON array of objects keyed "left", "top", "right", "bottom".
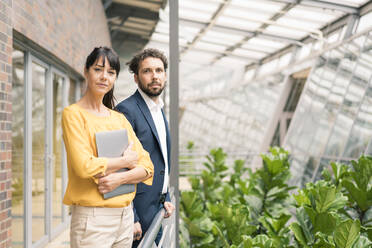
[{"left": 180, "top": 148, "right": 372, "bottom": 247}]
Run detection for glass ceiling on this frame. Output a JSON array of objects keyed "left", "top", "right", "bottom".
[{"left": 126, "top": 0, "right": 372, "bottom": 155}]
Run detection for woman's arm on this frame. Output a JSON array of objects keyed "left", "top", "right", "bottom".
[
  {"left": 97, "top": 167, "right": 150, "bottom": 194},
  {"left": 104, "top": 142, "right": 138, "bottom": 175},
  {"left": 97, "top": 116, "right": 154, "bottom": 193},
  {"left": 62, "top": 107, "right": 138, "bottom": 180},
  {"left": 62, "top": 108, "right": 108, "bottom": 179}
]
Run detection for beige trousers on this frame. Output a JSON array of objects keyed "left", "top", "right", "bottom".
[{"left": 70, "top": 204, "right": 134, "bottom": 248}]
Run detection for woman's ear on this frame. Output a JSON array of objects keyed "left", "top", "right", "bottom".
[{"left": 84, "top": 67, "right": 88, "bottom": 78}]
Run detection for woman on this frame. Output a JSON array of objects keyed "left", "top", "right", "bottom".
[{"left": 62, "top": 47, "right": 153, "bottom": 248}]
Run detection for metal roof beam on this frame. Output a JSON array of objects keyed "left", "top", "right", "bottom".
[
  {"left": 211, "top": 1, "right": 298, "bottom": 64},
  {"left": 150, "top": 39, "right": 260, "bottom": 63},
  {"left": 180, "top": 0, "right": 232, "bottom": 56},
  {"left": 360, "top": 0, "right": 372, "bottom": 16},
  {"left": 269, "top": 0, "right": 359, "bottom": 14}
]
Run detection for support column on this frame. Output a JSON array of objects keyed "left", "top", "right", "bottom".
[{"left": 169, "top": 0, "right": 179, "bottom": 246}]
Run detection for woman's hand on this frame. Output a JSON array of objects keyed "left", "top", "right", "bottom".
[
  {"left": 104, "top": 142, "right": 139, "bottom": 175},
  {"left": 98, "top": 172, "right": 124, "bottom": 194},
  {"left": 123, "top": 142, "right": 138, "bottom": 169}
]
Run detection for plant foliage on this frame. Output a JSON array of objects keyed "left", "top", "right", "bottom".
[{"left": 180, "top": 147, "right": 372, "bottom": 247}]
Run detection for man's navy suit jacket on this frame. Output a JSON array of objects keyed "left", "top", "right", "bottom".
[{"left": 115, "top": 90, "right": 171, "bottom": 233}]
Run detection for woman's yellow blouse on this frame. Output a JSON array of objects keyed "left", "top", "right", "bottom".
[{"left": 62, "top": 104, "right": 153, "bottom": 207}]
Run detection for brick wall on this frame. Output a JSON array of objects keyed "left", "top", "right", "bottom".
[
  {"left": 0, "top": 0, "right": 12, "bottom": 247},
  {"left": 0, "top": 1, "right": 111, "bottom": 247},
  {"left": 12, "top": 0, "right": 111, "bottom": 74}
]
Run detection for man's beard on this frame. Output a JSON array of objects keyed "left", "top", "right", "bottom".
[{"left": 138, "top": 78, "right": 166, "bottom": 97}]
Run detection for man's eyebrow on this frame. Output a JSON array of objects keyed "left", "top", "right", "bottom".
[{"left": 94, "top": 64, "right": 104, "bottom": 67}]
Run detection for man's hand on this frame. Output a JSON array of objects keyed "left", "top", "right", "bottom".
[
  {"left": 164, "top": 201, "right": 175, "bottom": 218},
  {"left": 97, "top": 172, "right": 123, "bottom": 194},
  {"left": 123, "top": 142, "right": 138, "bottom": 169},
  {"left": 133, "top": 222, "right": 142, "bottom": 241}
]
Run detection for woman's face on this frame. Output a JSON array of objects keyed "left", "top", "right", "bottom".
[{"left": 84, "top": 56, "right": 117, "bottom": 96}]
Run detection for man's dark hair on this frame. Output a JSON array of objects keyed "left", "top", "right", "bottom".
[{"left": 127, "top": 48, "right": 168, "bottom": 75}]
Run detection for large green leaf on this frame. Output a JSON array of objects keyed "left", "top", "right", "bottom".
[
  {"left": 310, "top": 182, "right": 348, "bottom": 213},
  {"left": 313, "top": 232, "right": 335, "bottom": 248},
  {"left": 334, "top": 219, "right": 360, "bottom": 248},
  {"left": 272, "top": 214, "right": 291, "bottom": 233},
  {"left": 351, "top": 235, "right": 372, "bottom": 248},
  {"left": 313, "top": 212, "right": 338, "bottom": 235},
  {"left": 290, "top": 222, "right": 309, "bottom": 247},
  {"left": 362, "top": 206, "right": 372, "bottom": 227},
  {"left": 331, "top": 162, "right": 350, "bottom": 183},
  {"left": 293, "top": 189, "right": 311, "bottom": 206},
  {"left": 212, "top": 222, "right": 229, "bottom": 247},
  {"left": 252, "top": 234, "right": 274, "bottom": 248},
  {"left": 245, "top": 195, "right": 263, "bottom": 220},
  {"left": 342, "top": 179, "right": 368, "bottom": 211},
  {"left": 297, "top": 207, "right": 314, "bottom": 244},
  {"left": 238, "top": 235, "right": 253, "bottom": 248},
  {"left": 350, "top": 156, "right": 372, "bottom": 192}
]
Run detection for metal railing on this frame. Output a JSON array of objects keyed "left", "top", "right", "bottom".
[{"left": 138, "top": 188, "right": 176, "bottom": 248}]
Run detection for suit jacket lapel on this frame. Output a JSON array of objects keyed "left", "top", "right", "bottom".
[{"left": 134, "top": 90, "right": 162, "bottom": 149}]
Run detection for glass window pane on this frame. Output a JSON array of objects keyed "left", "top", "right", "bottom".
[
  {"left": 52, "top": 73, "right": 63, "bottom": 229},
  {"left": 69, "top": 78, "right": 77, "bottom": 104},
  {"left": 11, "top": 48, "right": 24, "bottom": 248},
  {"left": 32, "top": 62, "right": 46, "bottom": 243}
]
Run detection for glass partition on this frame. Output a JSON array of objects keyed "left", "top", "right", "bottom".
[
  {"left": 11, "top": 48, "right": 24, "bottom": 248},
  {"left": 284, "top": 30, "right": 372, "bottom": 186},
  {"left": 31, "top": 61, "right": 46, "bottom": 243},
  {"left": 11, "top": 44, "right": 79, "bottom": 247},
  {"left": 52, "top": 73, "right": 63, "bottom": 229}
]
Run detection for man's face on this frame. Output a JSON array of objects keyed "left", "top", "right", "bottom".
[{"left": 135, "top": 57, "right": 166, "bottom": 98}]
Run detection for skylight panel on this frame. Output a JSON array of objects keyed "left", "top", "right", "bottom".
[
  {"left": 201, "top": 36, "right": 239, "bottom": 46},
  {"left": 223, "top": 6, "right": 273, "bottom": 22},
  {"left": 182, "top": 51, "right": 217, "bottom": 64},
  {"left": 356, "top": 12, "right": 372, "bottom": 33},
  {"left": 320, "top": 0, "right": 369, "bottom": 7},
  {"left": 154, "top": 22, "right": 169, "bottom": 34},
  {"left": 180, "top": 8, "right": 214, "bottom": 23},
  {"left": 247, "top": 37, "right": 287, "bottom": 49},
  {"left": 232, "top": 48, "right": 267, "bottom": 60},
  {"left": 214, "top": 56, "right": 251, "bottom": 68},
  {"left": 276, "top": 16, "right": 323, "bottom": 30},
  {"left": 180, "top": 0, "right": 220, "bottom": 12},
  {"left": 179, "top": 26, "right": 202, "bottom": 43},
  {"left": 194, "top": 41, "right": 228, "bottom": 53},
  {"left": 287, "top": 6, "right": 341, "bottom": 23},
  {"left": 151, "top": 33, "right": 169, "bottom": 43},
  {"left": 203, "top": 30, "right": 245, "bottom": 43},
  {"left": 215, "top": 16, "right": 262, "bottom": 31},
  {"left": 241, "top": 43, "right": 276, "bottom": 53},
  {"left": 264, "top": 25, "right": 308, "bottom": 40},
  {"left": 231, "top": 0, "right": 284, "bottom": 12}
]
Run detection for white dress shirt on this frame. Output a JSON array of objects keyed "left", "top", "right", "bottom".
[{"left": 138, "top": 88, "right": 169, "bottom": 194}]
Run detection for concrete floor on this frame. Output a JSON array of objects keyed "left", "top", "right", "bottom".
[{"left": 45, "top": 228, "right": 70, "bottom": 248}]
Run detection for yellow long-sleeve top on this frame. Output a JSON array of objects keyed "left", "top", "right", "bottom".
[{"left": 62, "top": 104, "right": 153, "bottom": 208}]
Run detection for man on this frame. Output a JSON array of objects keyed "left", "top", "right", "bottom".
[{"left": 115, "top": 48, "right": 175, "bottom": 247}]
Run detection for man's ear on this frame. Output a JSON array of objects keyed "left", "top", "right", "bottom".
[{"left": 134, "top": 74, "right": 139, "bottom": 84}]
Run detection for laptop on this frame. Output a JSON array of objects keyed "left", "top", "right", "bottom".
[{"left": 95, "top": 129, "right": 135, "bottom": 199}]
